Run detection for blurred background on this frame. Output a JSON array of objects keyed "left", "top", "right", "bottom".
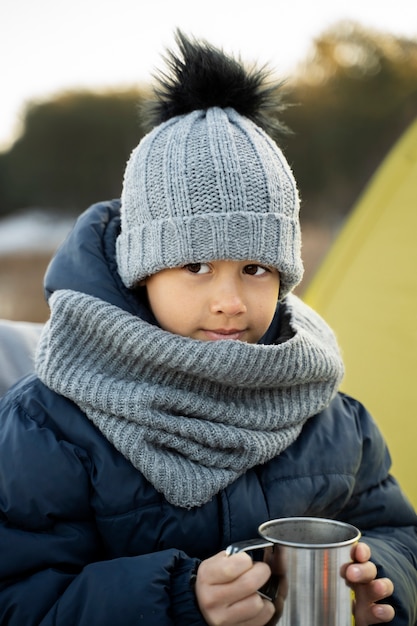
[{"left": 1, "top": 0, "right": 417, "bottom": 322}]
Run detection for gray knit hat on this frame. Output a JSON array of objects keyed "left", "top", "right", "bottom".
[{"left": 116, "top": 32, "right": 303, "bottom": 300}]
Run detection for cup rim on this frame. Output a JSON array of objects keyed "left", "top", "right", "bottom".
[{"left": 258, "top": 516, "right": 361, "bottom": 549}]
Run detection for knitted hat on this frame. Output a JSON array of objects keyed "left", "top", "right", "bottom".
[{"left": 116, "top": 31, "right": 303, "bottom": 300}]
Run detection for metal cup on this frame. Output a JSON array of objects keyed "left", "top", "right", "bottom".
[{"left": 226, "top": 516, "right": 361, "bottom": 626}]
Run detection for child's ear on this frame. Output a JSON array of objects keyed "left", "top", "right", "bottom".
[{"left": 132, "top": 279, "right": 147, "bottom": 289}]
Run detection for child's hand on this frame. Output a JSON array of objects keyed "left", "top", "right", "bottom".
[
  {"left": 194, "top": 551, "right": 275, "bottom": 626},
  {"left": 345, "top": 541, "right": 395, "bottom": 625}
]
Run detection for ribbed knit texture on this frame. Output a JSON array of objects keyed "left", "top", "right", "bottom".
[
  {"left": 116, "top": 107, "right": 303, "bottom": 301},
  {"left": 35, "top": 290, "right": 344, "bottom": 509}
]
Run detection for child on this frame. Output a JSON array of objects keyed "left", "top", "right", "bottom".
[{"left": 0, "top": 31, "right": 416, "bottom": 626}]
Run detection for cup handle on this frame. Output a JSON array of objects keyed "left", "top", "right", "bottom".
[
  {"left": 225, "top": 539, "right": 273, "bottom": 555},
  {"left": 225, "top": 539, "right": 277, "bottom": 601}
]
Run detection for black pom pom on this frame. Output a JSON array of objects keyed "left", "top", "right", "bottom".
[{"left": 142, "top": 29, "right": 290, "bottom": 139}]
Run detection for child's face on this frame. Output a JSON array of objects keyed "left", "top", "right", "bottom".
[{"left": 142, "top": 260, "right": 280, "bottom": 343}]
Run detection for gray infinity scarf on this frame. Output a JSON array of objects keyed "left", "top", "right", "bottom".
[{"left": 36, "top": 289, "right": 344, "bottom": 509}]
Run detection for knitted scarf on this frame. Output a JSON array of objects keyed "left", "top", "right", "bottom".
[{"left": 35, "top": 289, "right": 344, "bottom": 509}]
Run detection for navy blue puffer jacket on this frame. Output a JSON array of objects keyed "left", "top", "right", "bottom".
[{"left": 1, "top": 201, "right": 416, "bottom": 625}]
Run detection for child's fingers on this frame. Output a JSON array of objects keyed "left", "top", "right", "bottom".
[
  {"left": 198, "top": 551, "right": 254, "bottom": 584},
  {"left": 353, "top": 596, "right": 395, "bottom": 626},
  {"left": 353, "top": 577, "right": 394, "bottom": 603},
  {"left": 353, "top": 577, "right": 395, "bottom": 626},
  {"left": 370, "top": 601, "right": 396, "bottom": 624},
  {"left": 346, "top": 560, "right": 378, "bottom": 584},
  {"left": 372, "top": 577, "right": 395, "bottom": 602},
  {"left": 223, "top": 593, "right": 275, "bottom": 626},
  {"left": 196, "top": 553, "right": 274, "bottom": 626},
  {"left": 223, "top": 561, "right": 272, "bottom": 605},
  {"left": 198, "top": 557, "right": 271, "bottom": 604},
  {"left": 352, "top": 541, "right": 371, "bottom": 562}
]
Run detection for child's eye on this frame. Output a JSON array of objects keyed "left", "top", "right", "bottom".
[
  {"left": 184, "top": 263, "right": 211, "bottom": 274},
  {"left": 244, "top": 264, "right": 269, "bottom": 276}
]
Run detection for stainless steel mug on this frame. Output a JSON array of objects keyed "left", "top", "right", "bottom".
[{"left": 226, "top": 516, "right": 361, "bottom": 626}]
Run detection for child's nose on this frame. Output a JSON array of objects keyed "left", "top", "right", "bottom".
[{"left": 209, "top": 289, "right": 247, "bottom": 317}]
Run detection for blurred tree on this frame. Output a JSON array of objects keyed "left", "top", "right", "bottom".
[
  {"left": 0, "top": 89, "right": 149, "bottom": 216},
  {"left": 280, "top": 21, "right": 417, "bottom": 223},
  {"left": 0, "top": 22, "right": 416, "bottom": 223}
]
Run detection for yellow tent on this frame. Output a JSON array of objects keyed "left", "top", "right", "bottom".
[{"left": 303, "top": 118, "right": 417, "bottom": 508}]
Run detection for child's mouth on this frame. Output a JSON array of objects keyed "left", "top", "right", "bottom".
[{"left": 203, "top": 328, "right": 245, "bottom": 341}]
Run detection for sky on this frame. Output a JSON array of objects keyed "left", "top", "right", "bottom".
[{"left": 1, "top": 0, "right": 417, "bottom": 150}]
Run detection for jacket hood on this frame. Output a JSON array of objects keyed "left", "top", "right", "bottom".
[{"left": 44, "top": 200, "right": 154, "bottom": 322}]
